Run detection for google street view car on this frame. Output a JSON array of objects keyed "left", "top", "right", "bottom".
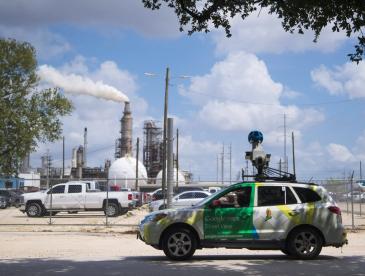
[{"left": 138, "top": 131, "right": 347, "bottom": 260}]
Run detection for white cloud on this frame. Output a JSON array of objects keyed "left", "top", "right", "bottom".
[
  {"left": 213, "top": 9, "right": 348, "bottom": 56},
  {"left": 327, "top": 143, "right": 355, "bottom": 162},
  {"left": 0, "top": 26, "right": 71, "bottom": 59},
  {"left": 311, "top": 62, "right": 365, "bottom": 99},
  {"left": 0, "top": 0, "right": 179, "bottom": 38},
  {"left": 181, "top": 51, "right": 324, "bottom": 134}
]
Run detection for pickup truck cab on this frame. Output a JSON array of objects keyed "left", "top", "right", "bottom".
[{"left": 20, "top": 182, "right": 133, "bottom": 217}]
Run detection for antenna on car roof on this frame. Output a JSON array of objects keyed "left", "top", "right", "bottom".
[{"left": 242, "top": 130, "right": 296, "bottom": 182}]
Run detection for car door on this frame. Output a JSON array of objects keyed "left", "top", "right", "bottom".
[
  {"left": 172, "top": 192, "right": 194, "bottom": 208},
  {"left": 45, "top": 184, "right": 66, "bottom": 209},
  {"left": 64, "top": 184, "right": 84, "bottom": 209},
  {"left": 253, "top": 184, "right": 299, "bottom": 240},
  {"left": 203, "top": 185, "right": 256, "bottom": 240},
  {"left": 190, "top": 192, "right": 210, "bottom": 206}
]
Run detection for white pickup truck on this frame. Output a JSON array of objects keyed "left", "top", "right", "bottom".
[{"left": 20, "top": 182, "right": 133, "bottom": 217}]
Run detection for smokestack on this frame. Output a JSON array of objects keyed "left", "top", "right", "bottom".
[
  {"left": 84, "top": 127, "right": 87, "bottom": 168},
  {"left": 120, "top": 102, "right": 133, "bottom": 157}
]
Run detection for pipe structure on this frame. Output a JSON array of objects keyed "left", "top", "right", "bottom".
[{"left": 121, "top": 102, "right": 133, "bottom": 157}]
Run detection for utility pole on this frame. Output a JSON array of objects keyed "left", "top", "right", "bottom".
[
  {"left": 166, "top": 118, "right": 174, "bottom": 208},
  {"left": 62, "top": 136, "right": 65, "bottom": 179},
  {"left": 176, "top": 128, "right": 179, "bottom": 190},
  {"left": 162, "top": 67, "right": 169, "bottom": 201},
  {"left": 360, "top": 161, "right": 363, "bottom": 216},
  {"left": 216, "top": 154, "right": 219, "bottom": 184},
  {"left": 229, "top": 143, "right": 232, "bottom": 185},
  {"left": 135, "top": 137, "right": 139, "bottom": 191},
  {"left": 284, "top": 113, "right": 287, "bottom": 173},
  {"left": 292, "top": 132, "right": 296, "bottom": 178},
  {"left": 221, "top": 143, "right": 224, "bottom": 185},
  {"left": 350, "top": 171, "right": 355, "bottom": 230}
]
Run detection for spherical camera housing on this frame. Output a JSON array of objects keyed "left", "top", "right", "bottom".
[{"left": 248, "top": 131, "right": 263, "bottom": 144}]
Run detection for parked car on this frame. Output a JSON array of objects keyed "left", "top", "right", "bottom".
[
  {"left": 150, "top": 187, "right": 204, "bottom": 202},
  {"left": 20, "top": 182, "right": 133, "bottom": 217},
  {"left": 0, "top": 189, "right": 24, "bottom": 207},
  {"left": 204, "top": 187, "right": 221, "bottom": 194},
  {"left": 0, "top": 196, "right": 7, "bottom": 209},
  {"left": 339, "top": 191, "right": 362, "bottom": 202},
  {"left": 149, "top": 191, "right": 211, "bottom": 212},
  {"left": 138, "top": 181, "right": 347, "bottom": 260}
]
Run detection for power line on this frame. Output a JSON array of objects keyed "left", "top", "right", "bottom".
[{"left": 180, "top": 90, "right": 362, "bottom": 107}]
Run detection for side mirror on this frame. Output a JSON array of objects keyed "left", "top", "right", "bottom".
[
  {"left": 211, "top": 199, "right": 221, "bottom": 208},
  {"left": 175, "top": 198, "right": 178, "bottom": 201}
]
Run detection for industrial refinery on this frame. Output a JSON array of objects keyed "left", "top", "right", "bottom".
[{"left": 18, "top": 101, "right": 189, "bottom": 191}]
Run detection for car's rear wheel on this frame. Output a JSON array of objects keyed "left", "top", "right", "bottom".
[
  {"left": 287, "top": 227, "right": 323, "bottom": 259},
  {"left": 162, "top": 227, "right": 197, "bottom": 261},
  {"left": 104, "top": 202, "right": 119, "bottom": 217},
  {"left": 26, "top": 202, "right": 43, "bottom": 217},
  {"left": 159, "top": 204, "right": 166, "bottom": 210}
]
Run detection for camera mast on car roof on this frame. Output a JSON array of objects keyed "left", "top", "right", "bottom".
[{"left": 244, "top": 130, "right": 296, "bottom": 182}]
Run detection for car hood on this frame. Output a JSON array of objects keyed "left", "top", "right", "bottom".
[{"left": 23, "top": 191, "right": 45, "bottom": 200}]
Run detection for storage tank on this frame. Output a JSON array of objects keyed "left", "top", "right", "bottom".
[
  {"left": 155, "top": 168, "right": 186, "bottom": 186},
  {"left": 108, "top": 156, "right": 148, "bottom": 189}
]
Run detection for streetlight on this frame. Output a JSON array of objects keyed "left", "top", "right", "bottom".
[{"left": 144, "top": 68, "right": 191, "bottom": 206}]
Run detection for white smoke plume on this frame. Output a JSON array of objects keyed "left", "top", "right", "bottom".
[{"left": 38, "top": 64, "right": 129, "bottom": 102}]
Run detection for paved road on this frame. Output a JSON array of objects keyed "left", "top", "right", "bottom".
[
  {"left": 1, "top": 232, "right": 365, "bottom": 276},
  {"left": 1, "top": 254, "right": 365, "bottom": 276}
]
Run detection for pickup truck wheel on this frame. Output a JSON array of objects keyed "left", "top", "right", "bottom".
[
  {"left": 119, "top": 208, "right": 128, "bottom": 216},
  {"left": 162, "top": 227, "right": 197, "bottom": 261},
  {"left": 26, "top": 202, "right": 42, "bottom": 217},
  {"left": 104, "top": 202, "right": 119, "bottom": 217}
]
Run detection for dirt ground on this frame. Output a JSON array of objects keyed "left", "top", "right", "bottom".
[{"left": 0, "top": 206, "right": 364, "bottom": 276}]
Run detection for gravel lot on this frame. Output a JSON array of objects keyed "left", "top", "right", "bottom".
[{"left": 0, "top": 206, "right": 364, "bottom": 275}]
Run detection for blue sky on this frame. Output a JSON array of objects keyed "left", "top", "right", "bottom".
[{"left": 1, "top": 1, "right": 365, "bottom": 181}]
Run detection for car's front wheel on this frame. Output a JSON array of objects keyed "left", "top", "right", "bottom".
[
  {"left": 162, "top": 227, "right": 197, "bottom": 261},
  {"left": 26, "top": 202, "right": 43, "bottom": 217},
  {"left": 287, "top": 227, "right": 323, "bottom": 259}
]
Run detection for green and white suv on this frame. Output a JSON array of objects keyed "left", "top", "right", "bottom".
[{"left": 138, "top": 181, "right": 347, "bottom": 260}]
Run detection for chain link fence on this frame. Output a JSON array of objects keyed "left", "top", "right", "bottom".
[{"left": 0, "top": 177, "right": 364, "bottom": 230}]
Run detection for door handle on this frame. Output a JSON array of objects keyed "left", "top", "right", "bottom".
[{"left": 289, "top": 209, "right": 304, "bottom": 216}]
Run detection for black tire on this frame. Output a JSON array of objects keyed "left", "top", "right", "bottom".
[
  {"left": 162, "top": 227, "right": 197, "bottom": 261},
  {"left": 26, "top": 202, "right": 43, "bottom": 217},
  {"left": 280, "top": 248, "right": 292, "bottom": 256},
  {"left": 287, "top": 227, "right": 323, "bottom": 260},
  {"left": 104, "top": 202, "right": 119, "bottom": 217},
  {"left": 44, "top": 211, "right": 58, "bottom": 216},
  {"left": 119, "top": 208, "right": 128, "bottom": 216},
  {"left": 159, "top": 204, "right": 167, "bottom": 210}
]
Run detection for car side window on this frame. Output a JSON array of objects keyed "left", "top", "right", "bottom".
[
  {"left": 286, "top": 187, "right": 298, "bottom": 205},
  {"left": 194, "top": 192, "right": 209, "bottom": 199},
  {"left": 294, "top": 187, "right": 322, "bottom": 203},
  {"left": 48, "top": 185, "right": 65, "bottom": 194},
  {"left": 258, "top": 186, "right": 285, "bottom": 206},
  {"left": 68, "top": 185, "right": 82, "bottom": 194},
  {"left": 179, "top": 192, "right": 194, "bottom": 199},
  {"left": 216, "top": 187, "right": 251, "bottom": 208}
]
